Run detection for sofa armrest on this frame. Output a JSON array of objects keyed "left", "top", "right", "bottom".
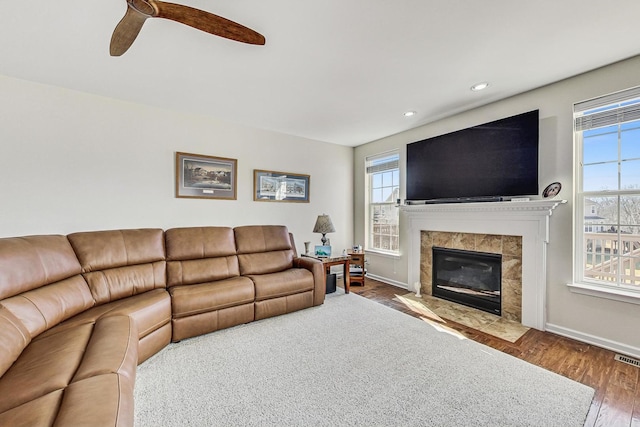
[{"left": 293, "top": 257, "right": 325, "bottom": 306}]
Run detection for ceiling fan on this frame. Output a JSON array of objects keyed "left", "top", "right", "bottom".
[{"left": 110, "top": 0, "right": 266, "bottom": 56}]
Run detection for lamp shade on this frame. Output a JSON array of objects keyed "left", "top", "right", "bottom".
[{"left": 313, "top": 214, "right": 335, "bottom": 234}]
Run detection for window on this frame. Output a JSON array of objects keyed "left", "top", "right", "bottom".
[
  {"left": 366, "top": 152, "right": 400, "bottom": 253},
  {"left": 574, "top": 86, "right": 640, "bottom": 292}
]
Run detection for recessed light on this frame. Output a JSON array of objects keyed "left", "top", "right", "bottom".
[
  {"left": 471, "top": 82, "right": 489, "bottom": 92},
  {"left": 403, "top": 111, "right": 417, "bottom": 117}
]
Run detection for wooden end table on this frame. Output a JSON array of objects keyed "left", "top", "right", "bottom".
[{"left": 302, "top": 254, "right": 351, "bottom": 294}]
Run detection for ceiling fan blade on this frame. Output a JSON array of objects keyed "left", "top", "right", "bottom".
[
  {"left": 110, "top": 5, "right": 150, "bottom": 56},
  {"left": 153, "top": 1, "right": 266, "bottom": 45}
]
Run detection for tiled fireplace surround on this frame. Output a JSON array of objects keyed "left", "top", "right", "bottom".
[
  {"left": 401, "top": 200, "right": 564, "bottom": 330},
  {"left": 420, "top": 231, "right": 523, "bottom": 322}
]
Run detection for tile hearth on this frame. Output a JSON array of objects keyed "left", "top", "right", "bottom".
[{"left": 394, "top": 292, "right": 530, "bottom": 343}]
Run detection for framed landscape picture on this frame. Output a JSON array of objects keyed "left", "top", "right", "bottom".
[
  {"left": 253, "top": 169, "right": 310, "bottom": 202},
  {"left": 314, "top": 245, "right": 332, "bottom": 257},
  {"left": 176, "top": 152, "right": 237, "bottom": 200}
]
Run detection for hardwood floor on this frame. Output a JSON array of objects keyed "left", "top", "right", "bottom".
[{"left": 343, "top": 278, "right": 640, "bottom": 427}]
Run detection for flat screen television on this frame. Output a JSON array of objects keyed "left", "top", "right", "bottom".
[{"left": 406, "top": 110, "right": 539, "bottom": 203}]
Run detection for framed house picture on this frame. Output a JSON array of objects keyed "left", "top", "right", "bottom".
[
  {"left": 175, "top": 152, "right": 237, "bottom": 200},
  {"left": 253, "top": 169, "right": 310, "bottom": 202}
]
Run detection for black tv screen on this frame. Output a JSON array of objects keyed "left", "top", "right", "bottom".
[{"left": 406, "top": 110, "right": 539, "bottom": 202}]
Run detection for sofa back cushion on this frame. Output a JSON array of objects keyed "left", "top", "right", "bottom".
[
  {"left": 0, "top": 235, "right": 83, "bottom": 300},
  {"left": 67, "top": 229, "right": 166, "bottom": 305},
  {"left": 165, "top": 227, "right": 239, "bottom": 287},
  {"left": 0, "top": 235, "right": 94, "bottom": 337},
  {"left": 0, "top": 305, "right": 31, "bottom": 377},
  {"left": 234, "top": 226, "right": 294, "bottom": 275}
]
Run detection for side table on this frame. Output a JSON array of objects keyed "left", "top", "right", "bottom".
[
  {"left": 346, "top": 250, "right": 366, "bottom": 286},
  {"left": 302, "top": 254, "right": 351, "bottom": 294}
]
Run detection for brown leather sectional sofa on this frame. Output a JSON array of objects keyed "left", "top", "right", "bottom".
[{"left": 0, "top": 225, "right": 324, "bottom": 426}]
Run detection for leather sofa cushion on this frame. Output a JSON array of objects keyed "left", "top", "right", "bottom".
[
  {"left": 0, "top": 316, "right": 139, "bottom": 424},
  {"left": 68, "top": 229, "right": 165, "bottom": 272},
  {"left": 82, "top": 261, "right": 166, "bottom": 305},
  {"left": 38, "top": 289, "right": 170, "bottom": 343},
  {"left": 103, "top": 290, "right": 171, "bottom": 339},
  {"left": 166, "top": 227, "right": 241, "bottom": 287},
  {"left": 167, "top": 256, "right": 240, "bottom": 287},
  {"left": 0, "top": 389, "right": 64, "bottom": 427},
  {"left": 55, "top": 373, "right": 134, "bottom": 427},
  {"left": 170, "top": 276, "right": 255, "bottom": 318},
  {"left": 68, "top": 229, "right": 166, "bottom": 305},
  {"left": 36, "top": 289, "right": 171, "bottom": 366},
  {"left": 250, "top": 269, "right": 315, "bottom": 301},
  {"left": 0, "top": 323, "right": 93, "bottom": 414},
  {"left": 237, "top": 251, "right": 295, "bottom": 275},
  {"left": 1, "top": 275, "right": 94, "bottom": 338},
  {"left": 235, "top": 225, "right": 295, "bottom": 275},
  {"left": 0, "top": 306, "right": 31, "bottom": 377},
  {"left": 166, "top": 226, "right": 237, "bottom": 260},
  {"left": 234, "top": 225, "right": 292, "bottom": 254},
  {"left": 72, "top": 315, "right": 138, "bottom": 384},
  {"left": 0, "top": 235, "right": 82, "bottom": 300}
]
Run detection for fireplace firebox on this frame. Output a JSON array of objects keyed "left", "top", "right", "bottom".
[{"left": 432, "top": 247, "right": 501, "bottom": 315}]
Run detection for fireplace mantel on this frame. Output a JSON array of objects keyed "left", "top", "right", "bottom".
[{"left": 400, "top": 199, "right": 566, "bottom": 330}]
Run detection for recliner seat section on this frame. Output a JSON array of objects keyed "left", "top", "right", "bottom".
[
  {"left": 234, "top": 225, "right": 324, "bottom": 320},
  {"left": 0, "top": 225, "right": 324, "bottom": 426},
  {"left": 67, "top": 228, "right": 172, "bottom": 362},
  {"left": 165, "top": 225, "right": 325, "bottom": 340},
  {"left": 166, "top": 226, "right": 256, "bottom": 341}
]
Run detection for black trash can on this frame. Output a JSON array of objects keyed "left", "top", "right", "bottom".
[{"left": 326, "top": 273, "right": 337, "bottom": 294}]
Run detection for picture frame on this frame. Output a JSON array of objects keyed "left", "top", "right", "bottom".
[
  {"left": 175, "top": 152, "right": 237, "bottom": 200},
  {"left": 253, "top": 169, "right": 310, "bottom": 202},
  {"left": 314, "top": 245, "right": 332, "bottom": 257},
  {"left": 542, "top": 181, "right": 562, "bottom": 198}
]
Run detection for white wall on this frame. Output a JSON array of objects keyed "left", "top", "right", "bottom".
[
  {"left": 0, "top": 75, "right": 353, "bottom": 256},
  {"left": 354, "top": 56, "right": 640, "bottom": 357}
]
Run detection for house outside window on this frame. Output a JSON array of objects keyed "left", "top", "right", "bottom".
[
  {"left": 574, "top": 86, "right": 640, "bottom": 292},
  {"left": 366, "top": 152, "right": 400, "bottom": 254}
]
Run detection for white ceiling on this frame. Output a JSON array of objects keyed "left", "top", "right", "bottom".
[{"left": 2, "top": 1, "right": 640, "bottom": 146}]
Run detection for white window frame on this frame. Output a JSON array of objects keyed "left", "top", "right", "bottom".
[
  {"left": 366, "top": 151, "right": 400, "bottom": 255},
  {"left": 571, "top": 86, "right": 640, "bottom": 302}
]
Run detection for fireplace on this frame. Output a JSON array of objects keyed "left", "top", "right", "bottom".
[
  {"left": 401, "top": 200, "right": 565, "bottom": 330},
  {"left": 432, "top": 247, "right": 501, "bottom": 315}
]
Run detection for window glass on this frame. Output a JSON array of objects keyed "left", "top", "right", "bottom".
[
  {"left": 372, "top": 173, "right": 382, "bottom": 188},
  {"left": 621, "top": 160, "right": 640, "bottom": 188},
  {"left": 574, "top": 87, "right": 640, "bottom": 292},
  {"left": 367, "top": 152, "right": 400, "bottom": 253},
  {"left": 583, "top": 163, "right": 618, "bottom": 192},
  {"left": 583, "top": 128, "right": 618, "bottom": 164},
  {"left": 621, "top": 125, "right": 640, "bottom": 159}
]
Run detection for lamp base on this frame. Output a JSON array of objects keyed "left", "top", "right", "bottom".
[{"left": 321, "top": 234, "right": 328, "bottom": 246}]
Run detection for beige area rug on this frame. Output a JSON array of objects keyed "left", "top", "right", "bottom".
[
  {"left": 394, "top": 292, "right": 530, "bottom": 343},
  {"left": 135, "top": 291, "right": 593, "bottom": 426}
]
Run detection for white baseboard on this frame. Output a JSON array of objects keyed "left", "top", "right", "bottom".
[
  {"left": 332, "top": 271, "right": 408, "bottom": 290},
  {"left": 545, "top": 323, "right": 640, "bottom": 359},
  {"left": 365, "top": 274, "right": 408, "bottom": 290}
]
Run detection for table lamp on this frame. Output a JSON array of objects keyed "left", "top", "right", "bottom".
[{"left": 313, "top": 214, "right": 335, "bottom": 245}]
